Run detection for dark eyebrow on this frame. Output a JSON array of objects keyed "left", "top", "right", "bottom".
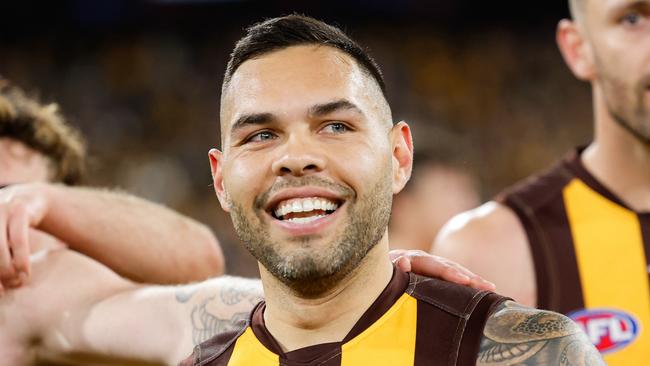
[
  {"left": 230, "top": 112, "right": 276, "bottom": 134},
  {"left": 308, "top": 99, "right": 364, "bottom": 118},
  {"left": 612, "top": 0, "right": 650, "bottom": 14}
]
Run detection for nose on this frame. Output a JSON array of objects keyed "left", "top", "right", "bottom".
[{"left": 271, "top": 135, "right": 326, "bottom": 177}]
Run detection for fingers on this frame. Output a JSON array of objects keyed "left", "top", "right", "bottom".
[
  {"left": 0, "top": 210, "right": 16, "bottom": 293},
  {"left": 392, "top": 250, "right": 496, "bottom": 291},
  {"left": 8, "top": 205, "right": 31, "bottom": 279},
  {"left": 0, "top": 191, "right": 38, "bottom": 293}
]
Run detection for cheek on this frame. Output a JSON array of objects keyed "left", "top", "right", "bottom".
[
  {"left": 333, "top": 138, "right": 391, "bottom": 190},
  {"left": 224, "top": 156, "right": 270, "bottom": 203}
]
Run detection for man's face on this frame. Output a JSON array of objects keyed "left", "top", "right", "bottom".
[
  {"left": 0, "top": 138, "right": 51, "bottom": 186},
  {"left": 213, "top": 45, "right": 410, "bottom": 295},
  {"left": 582, "top": 0, "right": 650, "bottom": 142}
]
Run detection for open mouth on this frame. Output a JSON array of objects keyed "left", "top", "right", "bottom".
[{"left": 271, "top": 197, "right": 342, "bottom": 224}]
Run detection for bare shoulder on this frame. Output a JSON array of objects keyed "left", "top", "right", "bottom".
[
  {"left": 434, "top": 201, "right": 526, "bottom": 254},
  {"left": 433, "top": 201, "right": 536, "bottom": 305},
  {"left": 477, "top": 301, "right": 604, "bottom": 365}
]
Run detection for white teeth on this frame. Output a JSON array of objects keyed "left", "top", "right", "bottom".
[
  {"left": 286, "top": 215, "right": 325, "bottom": 224},
  {"left": 304, "top": 199, "right": 314, "bottom": 211},
  {"left": 292, "top": 201, "right": 303, "bottom": 213},
  {"left": 273, "top": 197, "right": 340, "bottom": 219}
]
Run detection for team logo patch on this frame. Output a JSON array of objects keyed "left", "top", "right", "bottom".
[{"left": 568, "top": 308, "right": 640, "bottom": 354}]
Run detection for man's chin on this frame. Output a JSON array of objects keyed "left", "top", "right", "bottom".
[{"left": 263, "top": 254, "right": 354, "bottom": 297}]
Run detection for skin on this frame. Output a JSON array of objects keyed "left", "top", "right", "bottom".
[
  {"left": 0, "top": 243, "right": 492, "bottom": 365},
  {"left": 433, "top": 0, "right": 650, "bottom": 307},
  {"left": 390, "top": 164, "right": 480, "bottom": 252},
  {"left": 209, "top": 43, "right": 602, "bottom": 363},
  {"left": 0, "top": 140, "right": 225, "bottom": 290},
  {"left": 212, "top": 44, "right": 414, "bottom": 349}
]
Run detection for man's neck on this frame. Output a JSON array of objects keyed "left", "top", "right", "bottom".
[
  {"left": 260, "top": 239, "right": 394, "bottom": 352},
  {"left": 583, "top": 88, "right": 650, "bottom": 212}
]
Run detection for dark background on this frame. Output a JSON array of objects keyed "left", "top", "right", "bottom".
[{"left": 0, "top": 1, "right": 592, "bottom": 276}]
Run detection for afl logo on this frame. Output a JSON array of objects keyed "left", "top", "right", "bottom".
[{"left": 568, "top": 308, "right": 640, "bottom": 354}]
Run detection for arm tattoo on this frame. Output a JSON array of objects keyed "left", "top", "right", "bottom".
[
  {"left": 190, "top": 295, "right": 250, "bottom": 345},
  {"left": 174, "top": 277, "right": 264, "bottom": 346},
  {"left": 477, "top": 301, "right": 605, "bottom": 365}
]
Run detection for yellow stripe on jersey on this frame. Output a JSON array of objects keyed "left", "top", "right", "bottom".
[
  {"left": 564, "top": 179, "right": 650, "bottom": 364},
  {"left": 227, "top": 327, "right": 279, "bottom": 366},
  {"left": 341, "top": 293, "right": 418, "bottom": 366}
]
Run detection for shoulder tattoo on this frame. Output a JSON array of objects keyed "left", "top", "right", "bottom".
[
  {"left": 477, "top": 301, "right": 605, "bottom": 365},
  {"left": 174, "top": 277, "right": 263, "bottom": 345}
]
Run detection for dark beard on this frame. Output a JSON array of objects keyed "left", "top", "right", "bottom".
[
  {"left": 600, "top": 67, "right": 650, "bottom": 145},
  {"left": 229, "top": 173, "right": 392, "bottom": 298}
]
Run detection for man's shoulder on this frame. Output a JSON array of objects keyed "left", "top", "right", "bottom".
[
  {"left": 406, "top": 272, "right": 508, "bottom": 318},
  {"left": 433, "top": 202, "right": 528, "bottom": 274},
  {"left": 478, "top": 301, "right": 605, "bottom": 365}
]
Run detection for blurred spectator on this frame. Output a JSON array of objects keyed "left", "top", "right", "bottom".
[{"left": 389, "top": 144, "right": 480, "bottom": 252}]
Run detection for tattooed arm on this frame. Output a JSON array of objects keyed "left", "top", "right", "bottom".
[
  {"left": 1, "top": 249, "right": 262, "bottom": 365},
  {"left": 477, "top": 301, "right": 604, "bottom": 366}
]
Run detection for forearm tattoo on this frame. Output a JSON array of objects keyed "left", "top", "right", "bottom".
[
  {"left": 477, "top": 301, "right": 605, "bottom": 365},
  {"left": 175, "top": 278, "right": 263, "bottom": 346}
]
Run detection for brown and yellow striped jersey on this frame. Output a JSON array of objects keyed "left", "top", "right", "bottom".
[
  {"left": 498, "top": 147, "right": 650, "bottom": 364},
  {"left": 180, "top": 268, "right": 506, "bottom": 366}
]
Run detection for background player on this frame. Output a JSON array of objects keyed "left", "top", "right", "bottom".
[
  {"left": 0, "top": 78, "right": 225, "bottom": 289},
  {"left": 434, "top": 0, "right": 650, "bottom": 363},
  {"left": 390, "top": 149, "right": 480, "bottom": 252}
]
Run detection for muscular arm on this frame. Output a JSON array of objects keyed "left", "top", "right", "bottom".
[
  {"left": 0, "top": 247, "right": 259, "bottom": 365},
  {"left": 3, "top": 183, "right": 224, "bottom": 284},
  {"left": 433, "top": 201, "right": 537, "bottom": 306},
  {"left": 478, "top": 301, "right": 604, "bottom": 365}
]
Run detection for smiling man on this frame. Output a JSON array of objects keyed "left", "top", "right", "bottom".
[{"left": 180, "top": 15, "right": 603, "bottom": 366}]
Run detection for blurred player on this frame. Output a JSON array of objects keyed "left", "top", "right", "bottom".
[
  {"left": 434, "top": 0, "right": 650, "bottom": 363},
  {"left": 390, "top": 150, "right": 480, "bottom": 252},
  {"left": 0, "top": 78, "right": 224, "bottom": 289}
]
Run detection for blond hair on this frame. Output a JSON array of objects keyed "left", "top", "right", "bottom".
[{"left": 0, "top": 79, "right": 86, "bottom": 185}]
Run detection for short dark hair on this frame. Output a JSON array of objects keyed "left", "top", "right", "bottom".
[{"left": 224, "top": 14, "right": 386, "bottom": 96}]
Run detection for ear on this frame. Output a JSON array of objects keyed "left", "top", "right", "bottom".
[
  {"left": 209, "top": 148, "right": 231, "bottom": 212},
  {"left": 389, "top": 121, "right": 414, "bottom": 194},
  {"left": 557, "top": 19, "right": 596, "bottom": 81}
]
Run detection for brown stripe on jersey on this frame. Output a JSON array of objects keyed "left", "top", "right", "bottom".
[
  {"left": 409, "top": 273, "right": 508, "bottom": 366},
  {"left": 283, "top": 343, "right": 342, "bottom": 366},
  {"left": 457, "top": 294, "right": 509, "bottom": 366},
  {"left": 498, "top": 149, "right": 585, "bottom": 313},
  {"left": 413, "top": 297, "right": 462, "bottom": 365},
  {"left": 641, "top": 214, "right": 650, "bottom": 285}
]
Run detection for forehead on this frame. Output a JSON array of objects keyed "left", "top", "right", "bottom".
[
  {"left": 585, "top": 0, "right": 649, "bottom": 17},
  {"left": 221, "top": 45, "right": 372, "bottom": 128},
  {"left": 0, "top": 138, "right": 51, "bottom": 184}
]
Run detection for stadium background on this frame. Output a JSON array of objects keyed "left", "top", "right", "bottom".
[{"left": 0, "top": 0, "right": 591, "bottom": 277}]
